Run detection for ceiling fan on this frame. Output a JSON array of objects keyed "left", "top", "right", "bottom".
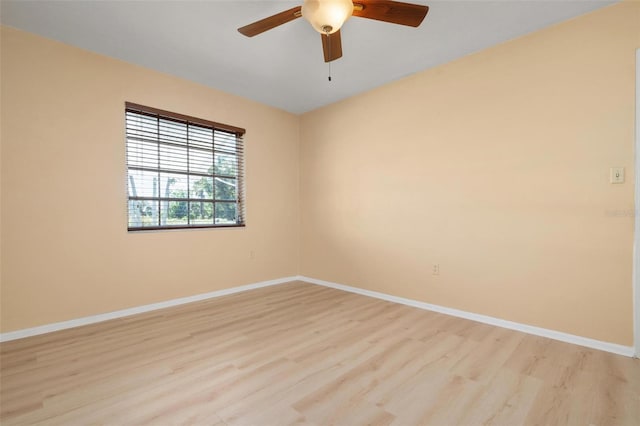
[{"left": 238, "top": 0, "right": 429, "bottom": 63}]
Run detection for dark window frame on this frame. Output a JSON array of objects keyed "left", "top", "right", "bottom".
[{"left": 125, "top": 102, "right": 246, "bottom": 231}]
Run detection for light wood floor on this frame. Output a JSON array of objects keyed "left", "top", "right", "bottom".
[{"left": 1, "top": 281, "right": 638, "bottom": 425}]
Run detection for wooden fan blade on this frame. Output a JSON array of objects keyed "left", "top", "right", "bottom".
[
  {"left": 321, "top": 30, "right": 343, "bottom": 63},
  {"left": 238, "top": 6, "right": 302, "bottom": 37},
  {"left": 353, "top": 1, "right": 429, "bottom": 27}
]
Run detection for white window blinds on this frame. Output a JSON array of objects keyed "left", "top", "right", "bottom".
[{"left": 125, "top": 102, "right": 245, "bottom": 230}]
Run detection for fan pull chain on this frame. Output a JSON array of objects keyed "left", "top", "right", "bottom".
[{"left": 325, "top": 29, "right": 332, "bottom": 82}]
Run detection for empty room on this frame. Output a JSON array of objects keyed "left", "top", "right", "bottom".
[{"left": 1, "top": 0, "right": 639, "bottom": 425}]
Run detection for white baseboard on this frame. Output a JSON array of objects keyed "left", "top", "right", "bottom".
[
  {"left": 298, "top": 276, "right": 636, "bottom": 358},
  {"left": 2, "top": 274, "right": 635, "bottom": 358},
  {"left": 0, "top": 276, "right": 298, "bottom": 343}
]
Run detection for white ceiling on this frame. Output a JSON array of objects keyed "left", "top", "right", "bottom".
[{"left": 1, "top": 0, "right": 616, "bottom": 114}]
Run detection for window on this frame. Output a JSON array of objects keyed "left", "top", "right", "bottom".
[{"left": 125, "top": 102, "right": 245, "bottom": 231}]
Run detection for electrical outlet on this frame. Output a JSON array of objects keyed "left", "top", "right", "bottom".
[
  {"left": 432, "top": 264, "right": 440, "bottom": 275},
  {"left": 249, "top": 250, "right": 255, "bottom": 260}
]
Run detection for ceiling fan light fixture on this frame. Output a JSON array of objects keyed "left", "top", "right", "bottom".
[{"left": 302, "top": 0, "right": 354, "bottom": 34}]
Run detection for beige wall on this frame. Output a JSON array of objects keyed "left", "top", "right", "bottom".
[
  {"left": 0, "top": 27, "right": 300, "bottom": 332},
  {"left": 2, "top": 2, "right": 639, "bottom": 345},
  {"left": 300, "top": 2, "right": 639, "bottom": 345}
]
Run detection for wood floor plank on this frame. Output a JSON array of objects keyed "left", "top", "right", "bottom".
[{"left": 1, "top": 281, "right": 638, "bottom": 425}]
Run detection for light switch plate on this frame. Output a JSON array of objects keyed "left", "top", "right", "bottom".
[{"left": 610, "top": 167, "right": 625, "bottom": 184}]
